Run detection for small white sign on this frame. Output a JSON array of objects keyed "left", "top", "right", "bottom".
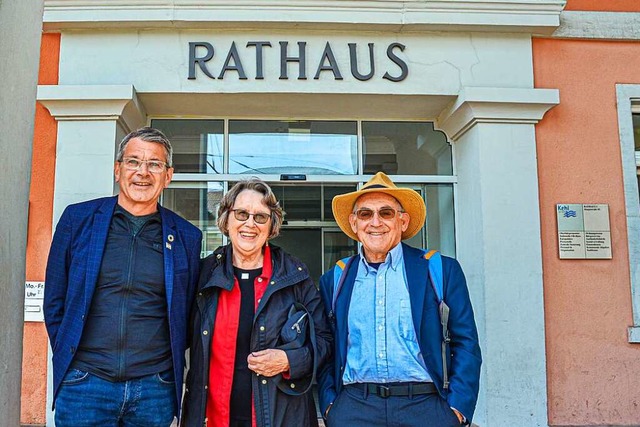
[
  {"left": 557, "top": 204, "right": 612, "bottom": 259},
  {"left": 24, "top": 281, "right": 45, "bottom": 322},
  {"left": 558, "top": 231, "right": 586, "bottom": 259},
  {"left": 585, "top": 232, "right": 612, "bottom": 259},
  {"left": 583, "top": 204, "right": 611, "bottom": 231}
]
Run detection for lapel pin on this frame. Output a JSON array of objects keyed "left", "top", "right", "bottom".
[
  {"left": 168, "top": 234, "right": 174, "bottom": 242},
  {"left": 166, "top": 242, "right": 172, "bottom": 250}
]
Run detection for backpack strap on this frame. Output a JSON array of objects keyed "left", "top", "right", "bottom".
[
  {"left": 331, "top": 256, "right": 357, "bottom": 314},
  {"left": 424, "top": 249, "right": 443, "bottom": 301},
  {"left": 423, "top": 249, "right": 450, "bottom": 390}
]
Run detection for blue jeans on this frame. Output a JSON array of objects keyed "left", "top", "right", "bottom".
[{"left": 54, "top": 368, "right": 177, "bottom": 427}]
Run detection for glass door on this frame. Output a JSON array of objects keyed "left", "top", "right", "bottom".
[
  {"left": 268, "top": 183, "right": 357, "bottom": 283},
  {"left": 153, "top": 118, "right": 458, "bottom": 275}
]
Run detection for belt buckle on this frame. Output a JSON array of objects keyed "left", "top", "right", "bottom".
[{"left": 377, "top": 385, "right": 390, "bottom": 398}]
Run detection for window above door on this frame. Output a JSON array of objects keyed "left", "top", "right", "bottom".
[
  {"left": 153, "top": 118, "right": 457, "bottom": 263},
  {"left": 153, "top": 119, "right": 452, "bottom": 177}
]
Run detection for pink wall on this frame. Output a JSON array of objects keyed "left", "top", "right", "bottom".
[
  {"left": 533, "top": 38, "right": 640, "bottom": 425},
  {"left": 21, "top": 32, "right": 60, "bottom": 425},
  {"left": 565, "top": 0, "right": 640, "bottom": 12}
]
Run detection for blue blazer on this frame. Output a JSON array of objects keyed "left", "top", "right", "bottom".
[
  {"left": 44, "top": 196, "right": 202, "bottom": 412},
  {"left": 317, "top": 243, "right": 482, "bottom": 422}
]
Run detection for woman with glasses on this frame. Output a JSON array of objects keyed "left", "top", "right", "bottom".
[{"left": 181, "top": 178, "right": 332, "bottom": 427}]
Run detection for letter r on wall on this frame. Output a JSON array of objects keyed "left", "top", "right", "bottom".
[{"left": 188, "top": 42, "right": 216, "bottom": 80}]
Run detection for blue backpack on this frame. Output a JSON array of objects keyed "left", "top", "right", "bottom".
[{"left": 330, "top": 249, "right": 451, "bottom": 390}]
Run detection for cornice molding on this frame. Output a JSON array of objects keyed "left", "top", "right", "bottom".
[
  {"left": 37, "top": 84, "right": 146, "bottom": 132},
  {"left": 43, "top": 0, "right": 565, "bottom": 34},
  {"left": 552, "top": 11, "right": 640, "bottom": 40},
  {"left": 436, "top": 86, "right": 560, "bottom": 140}
]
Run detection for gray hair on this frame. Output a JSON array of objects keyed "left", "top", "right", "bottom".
[
  {"left": 217, "top": 178, "right": 284, "bottom": 239},
  {"left": 116, "top": 127, "right": 173, "bottom": 167}
]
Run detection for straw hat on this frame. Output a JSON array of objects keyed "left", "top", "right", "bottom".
[{"left": 332, "top": 172, "right": 426, "bottom": 241}]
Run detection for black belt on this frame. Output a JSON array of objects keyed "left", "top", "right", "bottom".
[{"left": 346, "top": 382, "right": 437, "bottom": 398}]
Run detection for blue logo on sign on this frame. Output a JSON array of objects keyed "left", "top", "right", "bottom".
[{"left": 564, "top": 210, "right": 577, "bottom": 218}]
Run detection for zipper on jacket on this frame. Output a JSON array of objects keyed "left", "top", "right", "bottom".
[
  {"left": 117, "top": 231, "right": 138, "bottom": 379},
  {"left": 116, "top": 219, "right": 148, "bottom": 380}
]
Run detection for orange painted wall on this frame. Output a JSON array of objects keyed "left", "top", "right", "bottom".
[
  {"left": 533, "top": 38, "right": 640, "bottom": 425},
  {"left": 21, "top": 32, "right": 60, "bottom": 426},
  {"left": 565, "top": 0, "right": 640, "bottom": 12}
]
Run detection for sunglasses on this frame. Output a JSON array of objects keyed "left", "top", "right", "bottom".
[
  {"left": 231, "top": 209, "right": 271, "bottom": 224},
  {"left": 354, "top": 207, "right": 404, "bottom": 221}
]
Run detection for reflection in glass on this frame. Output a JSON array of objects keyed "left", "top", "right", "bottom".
[
  {"left": 398, "top": 184, "right": 455, "bottom": 257},
  {"left": 271, "top": 185, "right": 322, "bottom": 221},
  {"left": 425, "top": 184, "right": 455, "bottom": 256},
  {"left": 154, "top": 119, "right": 458, "bottom": 261},
  {"left": 324, "top": 231, "right": 358, "bottom": 273},
  {"left": 324, "top": 185, "right": 357, "bottom": 221},
  {"left": 362, "top": 122, "right": 452, "bottom": 175},
  {"left": 151, "top": 119, "right": 224, "bottom": 174},
  {"left": 634, "top": 114, "right": 640, "bottom": 199},
  {"left": 269, "top": 184, "right": 356, "bottom": 222},
  {"left": 272, "top": 229, "right": 357, "bottom": 283},
  {"left": 161, "top": 183, "right": 224, "bottom": 255},
  {"left": 272, "top": 229, "right": 322, "bottom": 283},
  {"left": 633, "top": 114, "right": 640, "bottom": 151},
  {"left": 229, "top": 120, "right": 357, "bottom": 175}
]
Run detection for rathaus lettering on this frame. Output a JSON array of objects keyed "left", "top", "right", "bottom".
[{"left": 188, "top": 41, "right": 408, "bottom": 82}]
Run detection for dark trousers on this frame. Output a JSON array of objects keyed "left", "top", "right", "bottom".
[{"left": 326, "top": 384, "right": 461, "bottom": 427}]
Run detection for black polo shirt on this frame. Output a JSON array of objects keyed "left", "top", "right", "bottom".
[{"left": 73, "top": 205, "right": 172, "bottom": 381}]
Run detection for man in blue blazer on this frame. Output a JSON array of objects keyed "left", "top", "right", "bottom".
[
  {"left": 44, "top": 127, "right": 202, "bottom": 426},
  {"left": 318, "top": 172, "right": 481, "bottom": 426}
]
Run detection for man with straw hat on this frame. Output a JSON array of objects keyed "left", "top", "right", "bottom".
[{"left": 317, "top": 172, "right": 481, "bottom": 426}]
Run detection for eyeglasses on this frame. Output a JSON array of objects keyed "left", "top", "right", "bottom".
[
  {"left": 354, "top": 207, "right": 404, "bottom": 221},
  {"left": 231, "top": 209, "right": 271, "bottom": 224},
  {"left": 120, "top": 157, "right": 169, "bottom": 174}
]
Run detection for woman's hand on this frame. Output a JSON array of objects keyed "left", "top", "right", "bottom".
[{"left": 247, "top": 349, "right": 290, "bottom": 377}]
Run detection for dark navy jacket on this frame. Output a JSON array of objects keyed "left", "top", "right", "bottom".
[
  {"left": 44, "top": 196, "right": 202, "bottom": 413},
  {"left": 317, "top": 243, "right": 482, "bottom": 422},
  {"left": 72, "top": 208, "right": 172, "bottom": 381},
  {"left": 181, "top": 244, "right": 332, "bottom": 427}
]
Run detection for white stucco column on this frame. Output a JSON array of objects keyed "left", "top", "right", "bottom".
[
  {"left": 36, "top": 84, "right": 145, "bottom": 426},
  {"left": 437, "top": 87, "right": 559, "bottom": 426},
  {"left": 37, "top": 84, "right": 146, "bottom": 221}
]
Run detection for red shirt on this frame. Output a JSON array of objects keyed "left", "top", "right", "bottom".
[{"left": 206, "top": 245, "right": 272, "bottom": 427}]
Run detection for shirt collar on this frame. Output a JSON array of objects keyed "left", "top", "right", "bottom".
[
  {"left": 358, "top": 242, "right": 403, "bottom": 274},
  {"left": 114, "top": 203, "right": 161, "bottom": 223}
]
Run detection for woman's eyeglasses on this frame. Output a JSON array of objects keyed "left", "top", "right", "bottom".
[
  {"left": 231, "top": 209, "right": 271, "bottom": 224},
  {"left": 354, "top": 207, "right": 403, "bottom": 221}
]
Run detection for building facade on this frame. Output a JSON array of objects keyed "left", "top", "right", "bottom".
[{"left": 20, "top": 1, "right": 640, "bottom": 425}]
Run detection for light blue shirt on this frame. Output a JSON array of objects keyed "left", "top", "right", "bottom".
[{"left": 342, "top": 243, "right": 433, "bottom": 384}]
